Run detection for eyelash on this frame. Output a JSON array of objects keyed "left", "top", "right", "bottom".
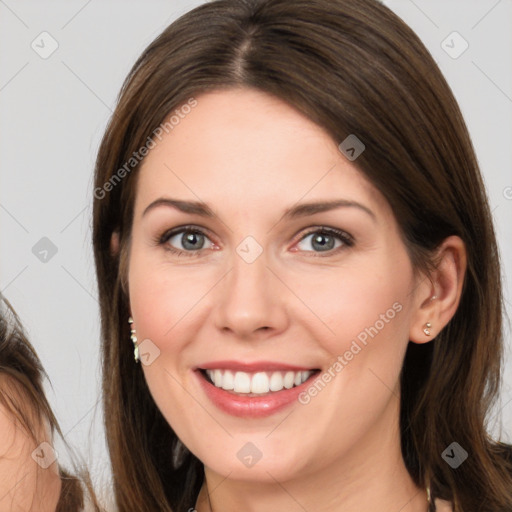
[{"left": 155, "top": 225, "right": 354, "bottom": 258}]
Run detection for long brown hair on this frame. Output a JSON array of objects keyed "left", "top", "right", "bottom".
[
  {"left": 92, "top": 0, "right": 512, "bottom": 510},
  {"left": 0, "top": 295, "right": 103, "bottom": 511}
]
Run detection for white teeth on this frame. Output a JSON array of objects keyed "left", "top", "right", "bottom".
[
  {"left": 222, "top": 370, "right": 234, "bottom": 390},
  {"left": 269, "top": 372, "right": 284, "bottom": 391},
  {"left": 204, "top": 369, "right": 314, "bottom": 394},
  {"left": 283, "top": 371, "right": 295, "bottom": 389},
  {"left": 213, "top": 369, "right": 223, "bottom": 388},
  {"left": 250, "top": 372, "right": 269, "bottom": 393},
  {"left": 233, "top": 371, "right": 251, "bottom": 393}
]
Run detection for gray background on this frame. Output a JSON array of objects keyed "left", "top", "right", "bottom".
[{"left": 1, "top": 0, "right": 511, "bottom": 506}]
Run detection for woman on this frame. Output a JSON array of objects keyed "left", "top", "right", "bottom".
[
  {"left": 92, "top": 0, "right": 512, "bottom": 510},
  {"left": 0, "top": 295, "right": 102, "bottom": 511}
]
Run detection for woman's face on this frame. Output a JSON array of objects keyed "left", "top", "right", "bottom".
[{"left": 127, "top": 88, "right": 425, "bottom": 483}]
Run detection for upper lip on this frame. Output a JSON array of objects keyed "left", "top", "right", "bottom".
[{"left": 196, "top": 360, "right": 318, "bottom": 372}]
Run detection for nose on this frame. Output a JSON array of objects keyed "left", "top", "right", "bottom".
[{"left": 213, "top": 246, "right": 289, "bottom": 340}]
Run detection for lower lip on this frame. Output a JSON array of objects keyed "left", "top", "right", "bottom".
[{"left": 195, "top": 370, "right": 318, "bottom": 418}]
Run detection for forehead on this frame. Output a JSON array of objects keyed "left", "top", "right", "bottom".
[{"left": 134, "top": 88, "right": 385, "bottom": 217}]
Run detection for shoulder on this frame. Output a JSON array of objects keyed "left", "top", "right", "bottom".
[{"left": 434, "top": 498, "right": 453, "bottom": 511}]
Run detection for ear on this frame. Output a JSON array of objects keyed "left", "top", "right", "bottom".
[
  {"left": 409, "top": 235, "right": 467, "bottom": 344},
  {"left": 110, "top": 230, "right": 120, "bottom": 256}
]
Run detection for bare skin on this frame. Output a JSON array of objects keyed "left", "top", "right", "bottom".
[
  {"left": 123, "top": 88, "right": 465, "bottom": 511},
  {"left": 0, "top": 376, "right": 61, "bottom": 512}
]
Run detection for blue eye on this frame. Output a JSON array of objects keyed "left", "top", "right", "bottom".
[
  {"left": 159, "top": 226, "right": 214, "bottom": 257},
  {"left": 296, "top": 227, "right": 353, "bottom": 255},
  {"left": 157, "top": 225, "right": 353, "bottom": 258}
]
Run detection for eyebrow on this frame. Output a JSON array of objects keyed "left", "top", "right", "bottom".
[{"left": 142, "top": 198, "right": 376, "bottom": 221}]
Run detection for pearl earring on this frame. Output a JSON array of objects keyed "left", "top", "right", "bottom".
[
  {"left": 423, "top": 322, "right": 432, "bottom": 336},
  {"left": 128, "top": 316, "right": 140, "bottom": 363}
]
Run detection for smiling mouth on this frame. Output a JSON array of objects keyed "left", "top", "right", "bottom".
[{"left": 198, "top": 368, "right": 321, "bottom": 396}]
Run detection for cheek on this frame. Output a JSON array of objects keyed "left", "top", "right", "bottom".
[
  {"left": 289, "top": 257, "right": 413, "bottom": 463},
  {"left": 291, "top": 253, "right": 413, "bottom": 361},
  {"left": 292, "top": 253, "right": 414, "bottom": 436},
  {"left": 127, "top": 248, "right": 206, "bottom": 347},
  {"left": 127, "top": 251, "right": 205, "bottom": 431}
]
